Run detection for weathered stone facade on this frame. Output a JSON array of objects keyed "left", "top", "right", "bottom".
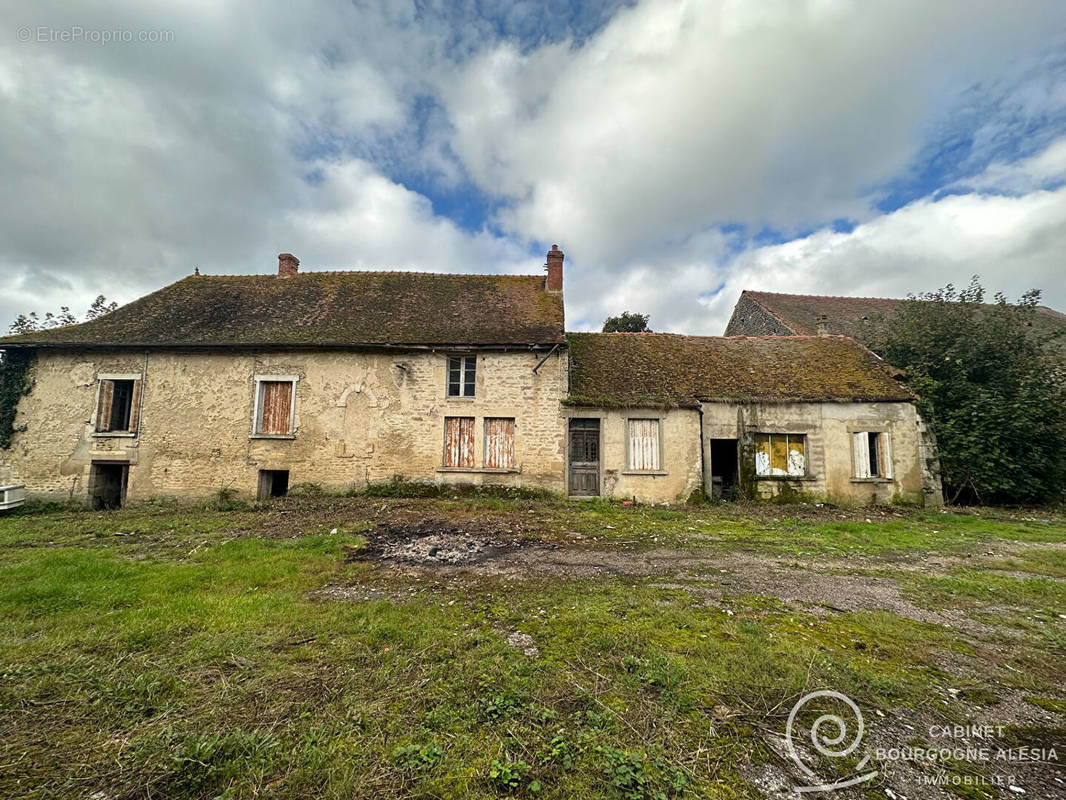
[
  {"left": 564, "top": 408, "right": 703, "bottom": 504},
  {"left": 724, "top": 292, "right": 795, "bottom": 336},
  {"left": 701, "top": 400, "right": 929, "bottom": 504},
  {"left": 0, "top": 347, "right": 568, "bottom": 501}
]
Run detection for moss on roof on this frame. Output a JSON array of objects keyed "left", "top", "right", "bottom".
[
  {"left": 0, "top": 271, "right": 565, "bottom": 347},
  {"left": 744, "top": 291, "right": 1066, "bottom": 342},
  {"left": 566, "top": 332, "right": 914, "bottom": 406}
]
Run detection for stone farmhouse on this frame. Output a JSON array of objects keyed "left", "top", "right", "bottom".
[
  {"left": 726, "top": 290, "right": 1066, "bottom": 343},
  {"left": 0, "top": 248, "right": 941, "bottom": 507}
]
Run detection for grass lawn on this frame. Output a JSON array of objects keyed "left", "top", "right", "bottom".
[{"left": 1, "top": 496, "right": 1064, "bottom": 799}]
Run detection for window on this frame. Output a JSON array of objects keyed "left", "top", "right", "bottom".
[
  {"left": 95, "top": 377, "right": 141, "bottom": 434},
  {"left": 257, "top": 470, "right": 289, "bottom": 500},
  {"left": 754, "top": 433, "right": 806, "bottom": 477},
  {"left": 447, "top": 356, "right": 476, "bottom": 397},
  {"left": 853, "top": 432, "right": 891, "bottom": 478},
  {"left": 254, "top": 377, "right": 297, "bottom": 436},
  {"left": 627, "top": 418, "right": 661, "bottom": 471},
  {"left": 484, "top": 417, "right": 516, "bottom": 469},
  {"left": 443, "top": 416, "right": 475, "bottom": 468}
]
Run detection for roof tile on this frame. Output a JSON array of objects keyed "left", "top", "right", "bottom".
[
  {"left": 0, "top": 271, "right": 565, "bottom": 347},
  {"left": 566, "top": 332, "right": 913, "bottom": 406}
]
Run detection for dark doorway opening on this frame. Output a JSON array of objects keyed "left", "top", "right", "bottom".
[
  {"left": 568, "top": 418, "right": 600, "bottom": 496},
  {"left": 710, "top": 439, "right": 739, "bottom": 500},
  {"left": 89, "top": 462, "right": 128, "bottom": 510},
  {"left": 257, "top": 470, "right": 289, "bottom": 501}
]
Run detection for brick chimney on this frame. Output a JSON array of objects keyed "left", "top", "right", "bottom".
[
  {"left": 544, "top": 244, "right": 563, "bottom": 293},
  {"left": 278, "top": 253, "right": 299, "bottom": 277},
  {"left": 816, "top": 314, "right": 830, "bottom": 336}
]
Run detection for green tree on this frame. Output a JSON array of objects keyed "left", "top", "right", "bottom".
[
  {"left": 871, "top": 278, "right": 1066, "bottom": 505},
  {"left": 8, "top": 295, "right": 117, "bottom": 334},
  {"left": 602, "top": 312, "right": 651, "bottom": 333}
]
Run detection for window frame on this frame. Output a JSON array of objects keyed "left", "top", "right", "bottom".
[
  {"left": 446, "top": 355, "right": 477, "bottom": 399},
  {"left": 753, "top": 432, "right": 808, "bottom": 478},
  {"left": 623, "top": 417, "right": 665, "bottom": 474},
  {"left": 92, "top": 373, "right": 143, "bottom": 438},
  {"left": 251, "top": 375, "right": 299, "bottom": 438},
  {"left": 852, "top": 430, "right": 893, "bottom": 480}
]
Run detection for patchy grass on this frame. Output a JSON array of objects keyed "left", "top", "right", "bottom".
[{"left": 1, "top": 498, "right": 1064, "bottom": 798}]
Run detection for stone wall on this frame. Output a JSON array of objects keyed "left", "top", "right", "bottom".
[
  {"left": 564, "top": 407, "right": 703, "bottom": 503},
  {"left": 701, "top": 400, "right": 936, "bottom": 505},
  {"left": 724, "top": 293, "right": 796, "bottom": 336},
  {"left": 0, "top": 347, "right": 568, "bottom": 502}
]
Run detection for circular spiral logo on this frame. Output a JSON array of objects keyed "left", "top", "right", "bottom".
[{"left": 786, "top": 690, "right": 878, "bottom": 792}]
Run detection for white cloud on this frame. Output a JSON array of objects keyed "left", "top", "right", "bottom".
[
  {"left": 953, "top": 135, "right": 1066, "bottom": 194},
  {"left": 282, "top": 158, "right": 532, "bottom": 274},
  {"left": 441, "top": 0, "right": 1065, "bottom": 263},
  {"left": 694, "top": 185, "right": 1066, "bottom": 335},
  {"left": 0, "top": 0, "right": 1063, "bottom": 339}
]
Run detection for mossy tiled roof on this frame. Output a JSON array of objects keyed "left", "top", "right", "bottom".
[
  {"left": 0, "top": 271, "right": 565, "bottom": 347},
  {"left": 566, "top": 332, "right": 914, "bottom": 406},
  {"left": 743, "top": 290, "right": 1066, "bottom": 341}
]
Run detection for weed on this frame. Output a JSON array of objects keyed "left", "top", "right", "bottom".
[
  {"left": 391, "top": 742, "right": 443, "bottom": 772},
  {"left": 488, "top": 758, "right": 535, "bottom": 792},
  {"left": 205, "top": 486, "right": 250, "bottom": 512}
]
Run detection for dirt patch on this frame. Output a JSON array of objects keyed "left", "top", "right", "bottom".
[
  {"left": 347, "top": 519, "right": 556, "bottom": 566},
  {"left": 330, "top": 517, "right": 1047, "bottom": 642}
]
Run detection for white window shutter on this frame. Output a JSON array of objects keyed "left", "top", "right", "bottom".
[
  {"left": 629, "top": 419, "right": 660, "bottom": 471},
  {"left": 853, "top": 432, "right": 870, "bottom": 478}
]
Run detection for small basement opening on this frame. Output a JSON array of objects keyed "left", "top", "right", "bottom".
[
  {"left": 257, "top": 469, "right": 289, "bottom": 501},
  {"left": 89, "top": 462, "right": 128, "bottom": 510},
  {"left": 709, "top": 439, "right": 739, "bottom": 500}
]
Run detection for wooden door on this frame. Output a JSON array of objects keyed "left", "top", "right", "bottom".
[{"left": 568, "top": 418, "right": 600, "bottom": 496}]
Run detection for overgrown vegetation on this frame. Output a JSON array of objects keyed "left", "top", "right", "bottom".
[
  {"left": 360, "top": 475, "right": 558, "bottom": 501},
  {"left": 0, "top": 348, "right": 34, "bottom": 450},
  {"left": 0, "top": 498, "right": 1063, "bottom": 798},
  {"left": 870, "top": 278, "right": 1066, "bottom": 505}
]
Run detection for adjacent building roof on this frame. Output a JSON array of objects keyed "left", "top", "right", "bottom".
[
  {"left": 0, "top": 271, "right": 565, "bottom": 348},
  {"left": 728, "top": 290, "right": 1066, "bottom": 340},
  {"left": 566, "top": 332, "right": 914, "bottom": 407}
]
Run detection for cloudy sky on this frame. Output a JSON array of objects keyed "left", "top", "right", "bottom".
[{"left": 2, "top": 0, "right": 1065, "bottom": 334}]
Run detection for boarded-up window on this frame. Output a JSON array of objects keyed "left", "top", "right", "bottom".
[
  {"left": 256, "top": 380, "right": 295, "bottom": 435},
  {"left": 95, "top": 379, "right": 141, "bottom": 434},
  {"left": 447, "top": 356, "right": 476, "bottom": 397},
  {"left": 444, "top": 416, "right": 475, "bottom": 468},
  {"left": 853, "top": 432, "right": 890, "bottom": 478},
  {"left": 484, "top": 417, "right": 516, "bottom": 469},
  {"left": 627, "top": 418, "right": 661, "bottom": 471},
  {"left": 754, "top": 433, "right": 806, "bottom": 477}
]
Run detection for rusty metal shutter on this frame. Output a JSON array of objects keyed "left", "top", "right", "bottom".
[
  {"left": 444, "top": 416, "right": 474, "bottom": 467},
  {"left": 484, "top": 418, "right": 515, "bottom": 469},
  {"left": 96, "top": 380, "right": 115, "bottom": 432},
  {"left": 260, "top": 381, "right": 293, "bottom": 435},
  {"left": 628, "top": 418, "right": 660, "bottom": 471}
]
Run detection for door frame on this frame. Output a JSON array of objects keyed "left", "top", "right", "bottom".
[{"left": 566, "top": 415, "right": 603, "bottom": 497}]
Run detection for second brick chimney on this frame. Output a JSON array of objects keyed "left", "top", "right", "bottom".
[
  {"left": 278, "top": 253, "right": 300, "bottom": 277},
  {"left": 544, "top": 245, "right": 563, "bottom": 293}
]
